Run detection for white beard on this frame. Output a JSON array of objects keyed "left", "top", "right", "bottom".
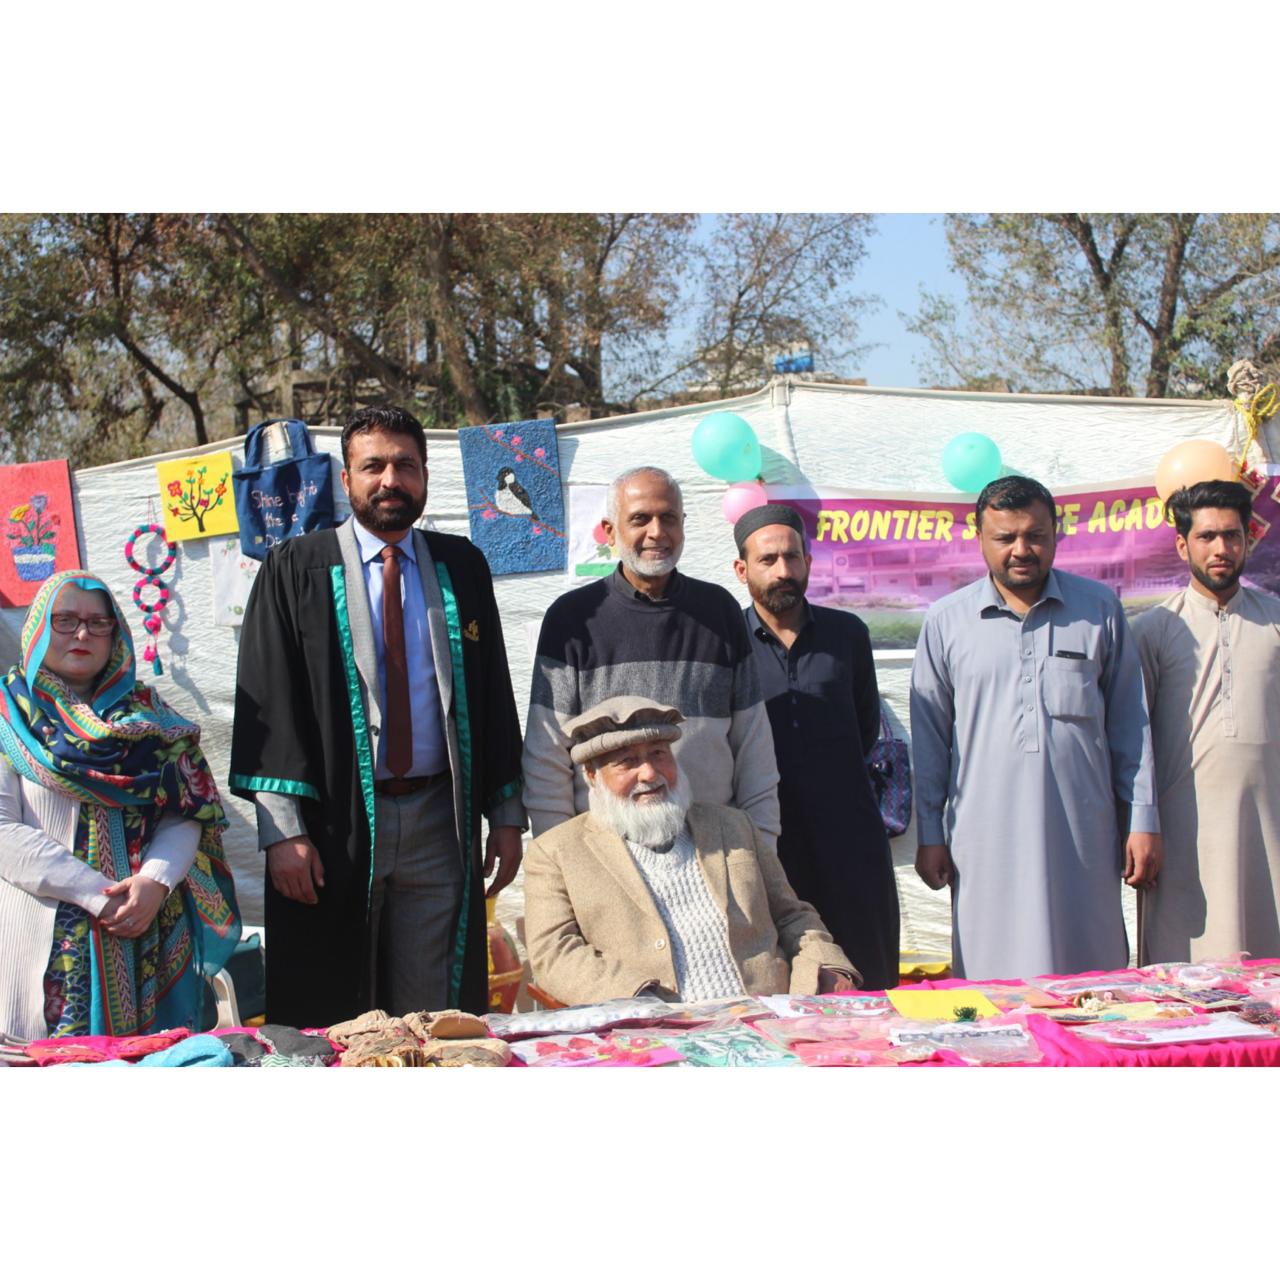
[
  {"left": 617, "top": 544, "right": 680, "bottom": 579},
  {"left": 588, "top": 770, "right": 691, "bottom": 849}
]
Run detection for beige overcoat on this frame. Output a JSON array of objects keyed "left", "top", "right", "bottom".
[{"left": 523, "top": 801, "right": 857, "bottom": 1006}]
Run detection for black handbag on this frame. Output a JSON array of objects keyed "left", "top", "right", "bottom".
[{"left": 867, "top": 705, "right": 912, "bottom": 837}]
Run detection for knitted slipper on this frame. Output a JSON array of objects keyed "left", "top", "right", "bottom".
[
  {"left": 341, "top": 1028, "right": 428, "bottom": 1067},
  {"left": 326, "top": 1009, "right": 393, "bottom": 1045},
  {"left": 405, "top": 1009, "right": 488, "bottom": 1041},
  {"left": 421, "top": 1037, "right": 511, "bottom": 1067}
]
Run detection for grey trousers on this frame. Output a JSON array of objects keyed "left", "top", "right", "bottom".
[{"left": 369, "top": 775, "right": 463, "bottom": 1016}]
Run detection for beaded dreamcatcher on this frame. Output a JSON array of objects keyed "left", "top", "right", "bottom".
[{"left": 123, "top": 522, "right": 177, "bottom": 675}]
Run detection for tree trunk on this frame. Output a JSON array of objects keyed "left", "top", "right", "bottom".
[
  {"left": 422, "top": 216, "right": 490, "bottom": 424},
  {"left": 1056, "top": 214, "right": 1136, "bottom": 396},
  {"left": 1145, "top": 214, "right": 1196, "bottom": 398}
]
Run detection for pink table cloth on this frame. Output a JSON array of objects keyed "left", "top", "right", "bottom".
[{"left": 896, "top": 963, "right": 1280, "bottom": 1067}]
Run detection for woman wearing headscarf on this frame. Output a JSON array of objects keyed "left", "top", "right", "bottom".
[{"left": 0, "top": 570, "right": 240, "bottom": 1042}]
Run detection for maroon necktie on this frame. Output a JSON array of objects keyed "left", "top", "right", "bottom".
[{"left": 381, "top": 544, "right": 412, "bottom": 778}]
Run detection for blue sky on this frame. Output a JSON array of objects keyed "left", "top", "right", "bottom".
[
  {"left": 658, "top": 213, "right": 963, "bottom": 397},
  {"left": 858, "top": 214, "right": 961, "bottom": 389}
]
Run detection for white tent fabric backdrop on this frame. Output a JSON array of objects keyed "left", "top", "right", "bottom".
[{"left": 2, "top": 377, "right": 1260, "bottom": 970}]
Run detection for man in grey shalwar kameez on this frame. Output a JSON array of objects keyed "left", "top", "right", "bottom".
[
  {"left": 910, "top": 475, "right": 1162, "bottom": 980},
  {"left": 1134, "top": 480, "right": 1280, "bottom": 964}
]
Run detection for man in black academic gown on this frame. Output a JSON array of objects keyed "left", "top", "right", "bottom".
[
  {"left": 230, "top": 406, "right": 525, "bottom": 1027},
  {"left": 733, "top": 504, "right": 900, "bottom": 990}
]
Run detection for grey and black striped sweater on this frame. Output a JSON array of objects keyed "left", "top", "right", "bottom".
[{"left": 521, "top": 567, "right": 781, "bottom": 849}]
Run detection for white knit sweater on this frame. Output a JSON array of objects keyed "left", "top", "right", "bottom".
[{"left": 626, "top": 828, "right": 745, "bottom": 1001}]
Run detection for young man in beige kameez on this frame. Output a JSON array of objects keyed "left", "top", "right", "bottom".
[{"left": 1134, "top": 480, "right": 1280, "bottom": 964}]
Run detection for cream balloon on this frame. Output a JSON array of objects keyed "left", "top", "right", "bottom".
[{"left": 1154, "top": 440, "right": 1238, "bottom": 501}]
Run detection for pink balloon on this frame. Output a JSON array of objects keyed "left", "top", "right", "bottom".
[{"left": 722, "top": 480, "right": 769, "bottom": 523}]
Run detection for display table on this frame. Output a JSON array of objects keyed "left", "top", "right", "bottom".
[
  {"left": 9, "top": 958, "right": 1278, "bottom": 1067},
  {"left": 479, "top": 956, "right": 1280, "bottom": 1068},
  {"left": 905, "top": 970, "right": 1280, "bottom": 1067}
]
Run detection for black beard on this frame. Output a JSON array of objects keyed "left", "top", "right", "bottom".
[
  {"left": 1189, "top": 560, "right": 1242, "bottom": 596},
  {"left": 991, "top": 562, "right": 1048, "bottom": 592},
  {"left": 757, "top": 580, "right": 806, "bottom": 613},
  {"left": 350, "top": 488, "right": 426, "bottom": 533}
]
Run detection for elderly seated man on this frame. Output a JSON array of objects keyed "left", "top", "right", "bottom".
[{"left": 523, "top": 696, "right": 860, "bottom": 1006}]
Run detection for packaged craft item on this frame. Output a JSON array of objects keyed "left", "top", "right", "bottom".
[
  {"left": 655, "top": 996, "right": 773, "bottom": 1025},
  {"left": 485, "top": 996, "right": 670, "bottom": 1041},
  {"left": 1246, "top": 977, "right": 1280, "bottom": 1009},
  {"left": 1073, "top": 1012, "right": 1275, "bottom": 1048},
  {"left": 788, "top": 1039, "right": 896, "bottom": 1067},
  {"left": 887, "top": 1016, "right": 1044, "bottom": 1066},
  {"left": 638, "top": 1025, "right": 803, "bottom": 1068},
  {"left": 754, "top": 1015, "right": 898, "bottom": 1049},
  {"left": 752, "top": 1018, "right": 904, "bottom": 1065},
  {"left": 510, "top": 1033, "right": 682, "bottom": 1067},
  {"left": 1236, "top": 1000, "right": 1280, "bottom": 1027},
  {"left": 758, "top": 993, "right": 893, "bottom": 1019}
]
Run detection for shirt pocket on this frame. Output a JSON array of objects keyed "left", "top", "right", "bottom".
[{"left": 1042, "top": 655, "right": 1100, "bottom": 720}]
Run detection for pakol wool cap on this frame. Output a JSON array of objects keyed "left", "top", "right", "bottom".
[
  {"left": 565, "top": 696, "right": 685, "bottom": 765},
  {"left": 733, "top": 502, "right": 806, "bottom": 556}
]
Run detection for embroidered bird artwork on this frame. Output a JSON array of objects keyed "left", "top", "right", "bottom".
[
  {"left": 494, "top": 468, "right": 539, "bottom": 521},
  {"left": 458, "top": 420, "right": 566, "bottom": 575}
]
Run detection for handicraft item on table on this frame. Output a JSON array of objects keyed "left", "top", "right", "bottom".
[
  {"left": 1073, "top": 1012, "right": 1276, "bottom": 1048},
  {"left": 0, "top": 459, "right": 81, "bottom": 607},
  {"left": 652, "top": 996, "right": 773, "bottom": 1025},
  {"left": 156, "top": 452, "right": 239, "bottom": 542},
  {"left": 645, "top": 1025, "right": 803, "bottom": 1068},
  {"left": 888, "top": 989, "right": 1001, "bottom": 1022},
  {"left": 459, "top": 419, "right": 566, "bottom": 575},
  {"left": 508, "top": 1034, "right": 683, "bottom": 1068},
  {"left": 232, "top": 419, "right": 337, "bottom": 560},
  {"left": 123, "top": 523, "right": 177, "bottom": 675},
  {"left": 888, "top": 1018, "right": 1044, "bottom": 1066},
  {"left": 758, "top": 994, "right": 893, "bottom": 1018},
  {"left": 484, "top": 996, "right": 670, "bottom": 1041}
]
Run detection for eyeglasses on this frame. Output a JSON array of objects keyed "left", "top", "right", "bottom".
[{"left": 49, "top": 612, "right": 116, "bottom": 636}]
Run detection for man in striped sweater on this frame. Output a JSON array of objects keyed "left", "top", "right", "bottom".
[{"left": 522, "top": 466, "right": 781, "bottom": 849}]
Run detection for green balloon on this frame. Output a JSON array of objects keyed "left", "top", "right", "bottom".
[
  {"left": 692, "top": 412, "right": 762, "bottom": 482},
  {"left": 942, "top": 432, "right": 1003, "bottom": 492}
]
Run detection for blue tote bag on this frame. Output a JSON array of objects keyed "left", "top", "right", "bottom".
[{"left": 232, "top": 418, "right": 337, "bottom": 560}]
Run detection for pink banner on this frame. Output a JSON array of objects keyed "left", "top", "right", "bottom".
[{"left": 784, "top": 473, "right": 1280, "bottom": 649}]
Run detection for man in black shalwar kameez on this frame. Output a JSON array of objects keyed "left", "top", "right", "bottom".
[
  {"left": 733, "top": 505, "right": 900, "bottom": 991},
  {"left": 230, "top": 408, "right": 524, "bottom": 1028}
]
